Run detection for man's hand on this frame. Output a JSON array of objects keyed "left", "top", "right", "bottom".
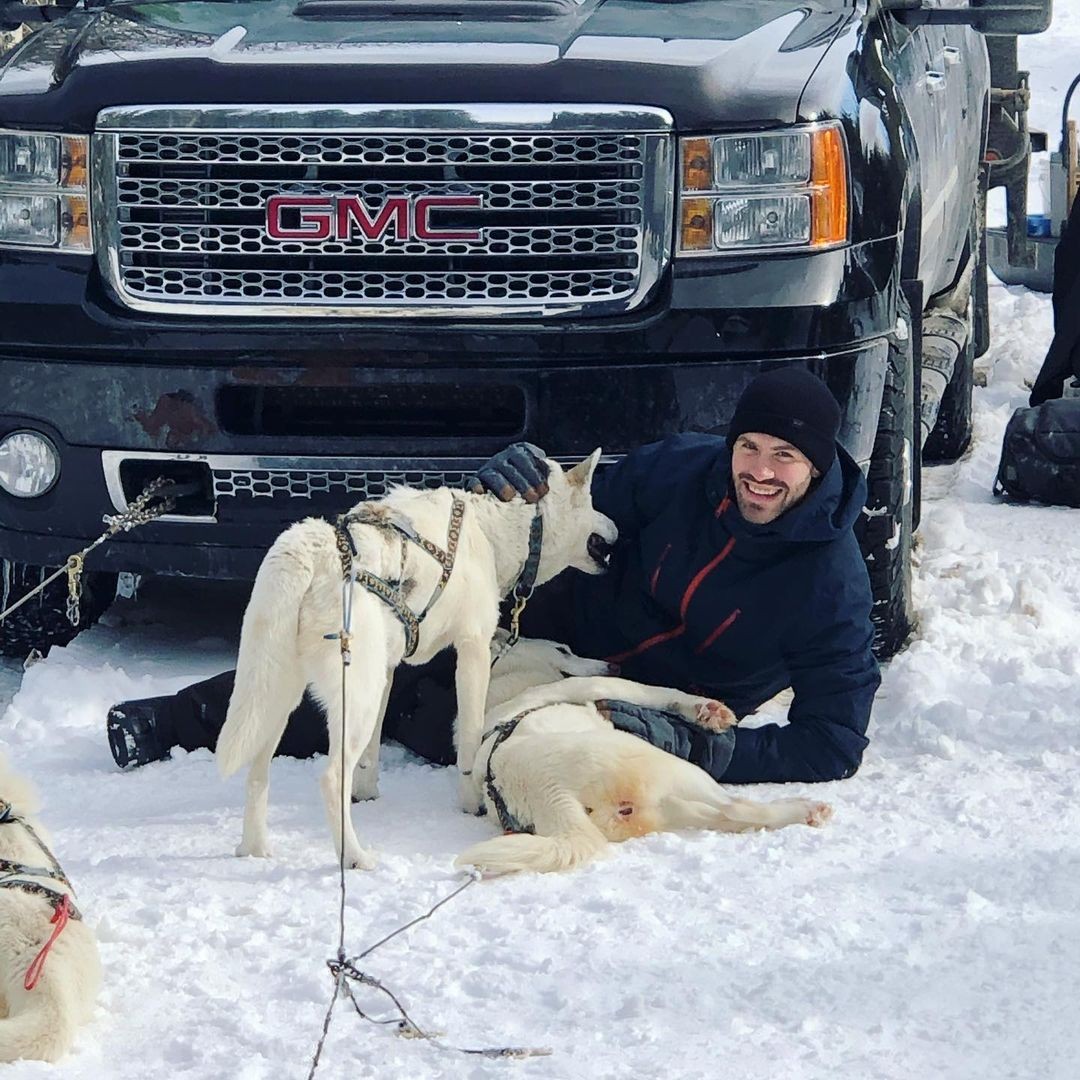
[
  {"left": 597, "top": 698, "right": 737, "bottom": 780},
  {"left": 466, "top": 442, "right": 550, "bottom": 503}
]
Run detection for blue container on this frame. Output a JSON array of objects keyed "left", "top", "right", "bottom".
[{"left": 1027, "top": 214, "right": 1052, "bottom": 237}]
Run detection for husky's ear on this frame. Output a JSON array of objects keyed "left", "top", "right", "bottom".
[{"left": 565, "top": 447, "right": 602, "bottom": 489}]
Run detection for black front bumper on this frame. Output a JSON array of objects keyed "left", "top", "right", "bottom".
[{"left": 0, "top": 340, "right": 889, "bottom": 578}]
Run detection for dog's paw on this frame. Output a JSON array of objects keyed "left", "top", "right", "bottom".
[
  {"left": 342, "top": 845, "right": 378, "bottom": 871},
  {"left": 691, "top": 699, "right": 738, "bottom": 732},
  {"left": 804, "top": 802, "right": 833, "bottom": 827},
  {"left": 236, "top": 839, "right": 271, "bottom": 858},
  {"left": 458, "top": 772, "right": 485, "bottom": 817},
  {"left": 351, "top": 762, "right": 381, "bottom": 803}
]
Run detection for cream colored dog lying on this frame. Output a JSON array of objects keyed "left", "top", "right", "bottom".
[
  {"left": 0, "top": 753, "right": 100, "bottom": 1063},
  {"left": 457, "top": 639, "right": 831, "bottom": 875}
]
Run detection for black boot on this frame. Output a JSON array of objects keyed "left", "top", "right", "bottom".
[
  {"left": 106, "top": 695, "right": 179, "bottom": 770},
  {"left": 107, "top": 670, "right": 332, "bottom": 770}
]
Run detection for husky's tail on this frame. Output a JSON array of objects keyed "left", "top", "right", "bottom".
[
  {"left": 455, "top": 823, "right": 608, "bottom": 875},
  {"left": 216, "top": 526, "right": 325, "bottom": 776},
  {"left": 0, "top": 973, "right": 78, "bottom": 1064}
]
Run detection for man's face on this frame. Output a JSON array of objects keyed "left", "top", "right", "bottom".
[{"left": 731, "top": 432, "right": 819, "bottom": 524}]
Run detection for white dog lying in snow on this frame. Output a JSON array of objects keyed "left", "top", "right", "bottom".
[{"left": 457, "top": 636, "right": 832, "bottom": 875}]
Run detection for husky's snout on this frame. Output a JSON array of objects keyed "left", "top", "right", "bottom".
[{"left": 587, "top": 532, "right": 614, "bottom": 571}]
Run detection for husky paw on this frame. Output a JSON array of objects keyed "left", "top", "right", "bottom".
[
  {"left": 692, "top": 699, "right": 738, "bottom": 731},
  {"left": 351, "top": 776, "right": 380, "bottom": 803},
  {"left": 805, "top": 802, "right": 833, "bottom": 827},
  {"left": 236, "top": 839, "right": 271, "bottom": 858},
  {"left": 458, "top": 772, "right": 485, "bottom": 816},
  {"left": 342, "top": 846, "right": 378, "bottom": 871}
]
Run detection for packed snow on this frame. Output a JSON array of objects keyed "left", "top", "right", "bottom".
[{"left": 3, "top": 18, "right": 1080, "bottom": 1080}]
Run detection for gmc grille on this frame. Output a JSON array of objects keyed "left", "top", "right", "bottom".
[{"left": 92, "top": 105, "right": 674, "bottom": 317}]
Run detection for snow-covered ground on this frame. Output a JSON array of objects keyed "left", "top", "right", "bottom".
[{"left": 4, "top": 16, "right": 1080, "bottom": 1080}]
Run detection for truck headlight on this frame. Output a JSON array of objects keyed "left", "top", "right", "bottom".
[
  {"left": 677, "top": 124, "right": 848, "bottom": 255},
  {"left": 0, "top": 132, "right": 91, "bottom": 252},
  {"left": 0, "top": 431, "right": 60, "bottom": 498}
]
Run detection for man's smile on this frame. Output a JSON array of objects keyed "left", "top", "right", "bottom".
[{"left": 741, "top": 478, "right": 785, "bottom": 499}]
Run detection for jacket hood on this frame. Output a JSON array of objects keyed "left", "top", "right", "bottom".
[
  {"left": 705, "top": 442, "right": 867, "bottom": 546},
  {"left": 0, "top": 0, "right": 853, "bottom": 130}
]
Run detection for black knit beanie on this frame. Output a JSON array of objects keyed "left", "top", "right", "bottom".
[{"left": 726, "top": 368, "right": 841, "bottom": 475}]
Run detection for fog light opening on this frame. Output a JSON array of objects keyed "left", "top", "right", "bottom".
[{"left": 0, "top": 430, "right": 60, "bottom": 498}]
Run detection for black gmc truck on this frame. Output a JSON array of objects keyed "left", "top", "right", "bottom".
[{"left": 0, "top": 0, "right": 1052, "bottom": 659}]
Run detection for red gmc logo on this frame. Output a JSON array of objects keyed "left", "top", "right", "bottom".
[{"left": 265, "top": 194, "right": 483, "bottom": 242}]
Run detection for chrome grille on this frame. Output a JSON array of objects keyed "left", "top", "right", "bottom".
[
  {"left": 113, "top": 131, "right": 644, "bottom": 166},
  {"left": 118, "top": 222, "right": 641, "bottom": 258},
  {"left": 214, "top": 466, "right": 472, "bottom": 501},
  {"left": 102, "top": 451, "right": 618, "bottom": 525},
  {"left": 119, "top": 267, "right": 637, "bottom": 304},
  {"left": 115, "top": 177, "right": 643, "bottom": 212},
  {"left": 93, "top": 105, "right": 674, "bottom": 317}
]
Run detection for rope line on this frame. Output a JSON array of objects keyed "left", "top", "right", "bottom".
[
  {"left": 307, "top": 521, "right": 551, "bottom": 1075},
  {"left": 354, "top": 873, "right": 477, "bottom": 962}
]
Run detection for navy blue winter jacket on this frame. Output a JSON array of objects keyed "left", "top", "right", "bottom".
[{"left": 570, "top": 433, "right": 880, "bottom": 784}]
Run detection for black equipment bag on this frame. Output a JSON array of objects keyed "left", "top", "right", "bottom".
[{"left": 994, "top": 397, "right": 1080, "bottom": 507}]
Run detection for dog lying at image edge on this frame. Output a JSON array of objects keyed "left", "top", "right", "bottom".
[
  {"left": 456, "top": 635, "right": 832, "bottom": 875},
  {"left": 0, "top": 753, "right": 101, "bottom": 1063},
  {"left": 215, "top": 451, "right": 618, "bottom": 868}
]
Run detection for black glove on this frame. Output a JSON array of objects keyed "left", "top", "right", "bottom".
[
  {"left": 467, "top": 442, "right": 550, "bottom": 503},
  {"left": 599, "top": 699, "right": 737, "bottom": 781}
]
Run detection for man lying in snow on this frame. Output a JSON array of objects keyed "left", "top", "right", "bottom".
[{"left": 107, "top": 368, "right": 880, "bottom": 785}]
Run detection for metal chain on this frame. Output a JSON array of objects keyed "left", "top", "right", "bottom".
[
  {"left": 0, "top": 477, "right": 180, "bottom": 631},
  {"left": 65, "top": 554, "right": 84, "bottom": 627}
]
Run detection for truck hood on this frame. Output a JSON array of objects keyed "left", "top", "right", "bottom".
[{"left": 0, "top": 0, "right": 854, "bottom": 130}]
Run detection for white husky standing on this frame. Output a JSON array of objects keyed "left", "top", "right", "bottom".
[
  {"left": 216, "top": 451, "right": 617, "bottom": 869},
  {"left": 457, "top": 640, "right": 832, "bottom": 875},
  {"left": 0, "top": 754, "right": 101, "bottom": 1063}
]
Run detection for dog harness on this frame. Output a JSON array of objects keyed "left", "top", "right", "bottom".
[
  {"left": 332, "top": 497, "right": 544, "bottom": 662},
  {"left": 0, "top": 797, "right": 81, "bottom": 921},
  {"left": 332, "top": 496, "right": 466, "bottom": 659},
  {"left": 478, "top": 712, "right": 536, "bottom": 835}
]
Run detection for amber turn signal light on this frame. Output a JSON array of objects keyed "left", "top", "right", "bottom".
[
  {"left": 680, "top": 198, "right": 714, "bottom": 250},
  {"left": 809, "top": 125, "right": 848, "bottom": 246},
  {"left": 61, "top": 195, "right": 91, "bottom": 250},
  {"left": 61, "top": 136, "right": 88, "bottom": 190},
  {"left": 681, "top": 138, "right": 713, "bottom": 192}
]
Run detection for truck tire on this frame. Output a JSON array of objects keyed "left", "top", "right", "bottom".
[
  {"left": 923, "top": 202, "right": 981, "bottom": 463},
  {"left": 922, "top": 319, "right": 975, "bottom": 463},
  {"left": 0, "top": 559, "right": 117, "bottom": 659},
  {"left": 857, "top": 295, "right": 916, "bottom": 660}
]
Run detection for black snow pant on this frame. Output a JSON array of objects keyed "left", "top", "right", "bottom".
[
  {"left": 1030, "top": 187, "right": 1080, "bottom": 405},
  {"left": 166, "top": 573, "right": 578, "bottom": 766}
]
